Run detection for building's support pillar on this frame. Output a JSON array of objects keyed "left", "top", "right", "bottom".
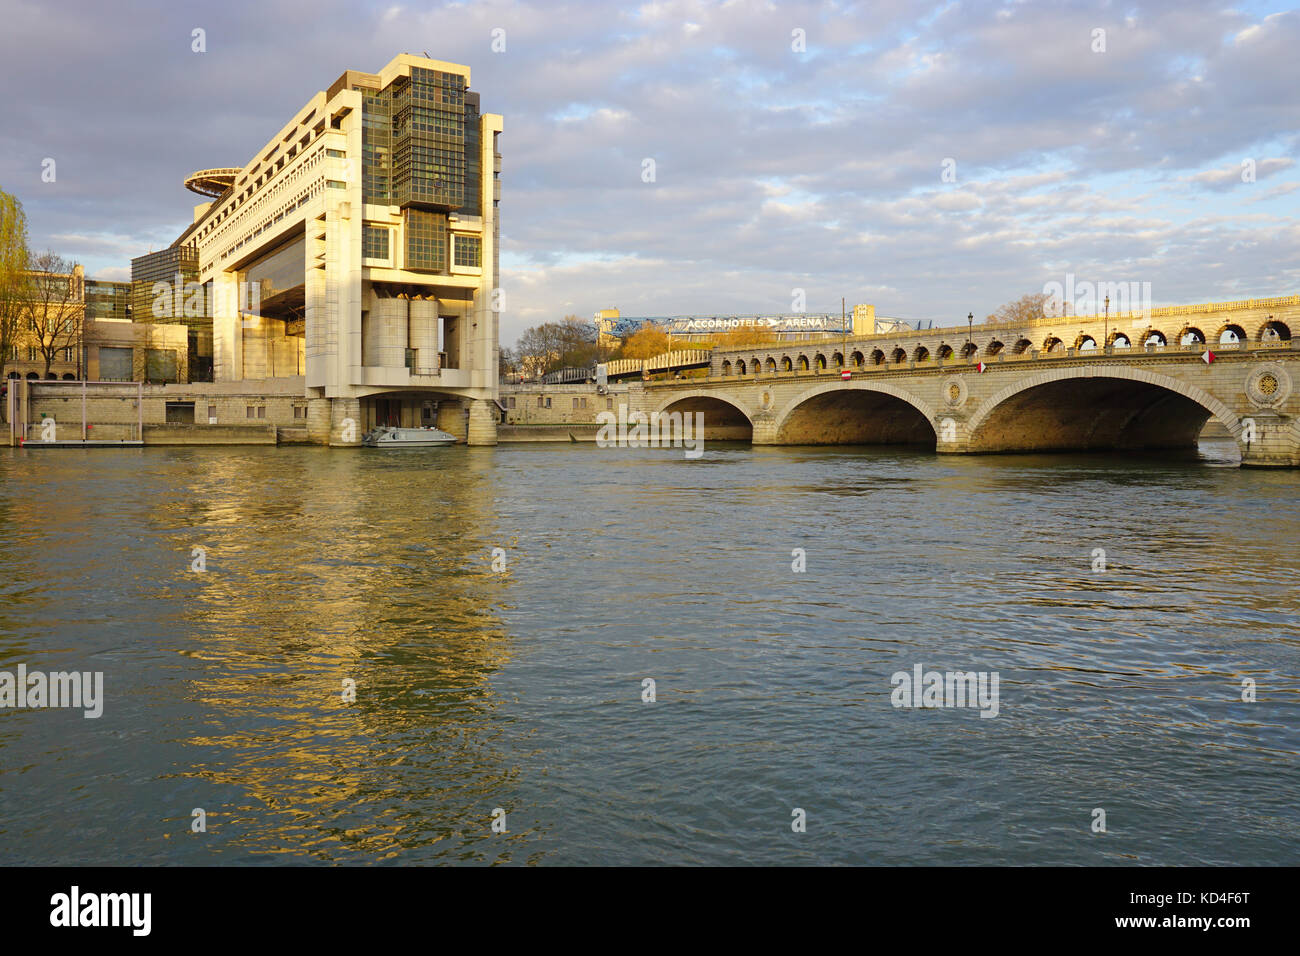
[
  {"left": 211, "top": 271, "right": 242, "bottom": 383},
  {"left": 307, "top": 398, "right": 332, "bottom": 445},
  {"left": 329, "top": 396, "right": 362, "bottom": 446},
  {"left": 409, "top": 298, "right": 439, "bottom": 372},
  {"left": 467, "top": 398, "right": 498, "bottom": 446},
  {"left": 437, "top": 398, "right": 468, "bottom": 441},
  {"left": 363, "top": 293, "right": 408, "bottom": 368}
]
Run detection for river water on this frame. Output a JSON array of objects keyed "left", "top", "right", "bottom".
[{"left": 0, "top": 441, "right": 1296, "bottom": 865}]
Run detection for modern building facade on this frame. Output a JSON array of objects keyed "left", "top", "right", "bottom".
[
  {"left": 186, "top": 53, "right": 503, "bottom": 444},
  {"left": 130, "top": 243, "right": 214, "bottom": 381}
]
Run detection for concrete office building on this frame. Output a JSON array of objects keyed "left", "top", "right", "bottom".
[{"left": 185, "top": 53, "right": 503, "bottom": 444}]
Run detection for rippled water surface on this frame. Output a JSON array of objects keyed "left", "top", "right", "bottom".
[{"left": 0, "top": 441, "right": 1296, "bottom": 865}]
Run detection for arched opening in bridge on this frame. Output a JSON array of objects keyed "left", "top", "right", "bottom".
[
  {"left": 658, "top": 396, "right": 753, "bottom": 442},
  {"left": 968, "top": 375, "right": 1227, "bottom": 456},
  {"left": 937, "top": 344, "right": 953, "bottom": 360},
  {"left": 1077, "top": 335, "right": 1098, "bottom": 351},
  {"left": 780, "top": 356, "right": 792, "bottom": 372},
  {"left": 986, "top": 340, "right": 1004, "bottom": 356},
  {"left": 871, "top": 349, "right": 885, "bottom": 365},
  {"left": 722, "top": 360, "right": 733, "bottom": 375},
  {"left": 1218, "top": 324, "right": 1245, "bottom": 345},
  {"left": 1180, "top": 327, "right": 1205, "bottom": 346},
  {"left": 891, "top": 347, "right": 908, "bottom": 363},
  {"left": 1011, "top": 338, "right": 1033, "bottom": 354},
  {"left": 736, "top": 360, "right": 746, "bottom": 375},
  {"left": 1142, "top": 330, "right": 1167, "bottom": 349},
  {"left": 960, "top": 342, "right": 978, "bottom": 359},
  {"left": 777, "top": 388, "right": 937, "bottom": 447},
  {"left": 766, "top": 357, "right": 778, "bottom": 373},
  {"left": 1043, "top": 336, "right": 1064, "bottom": 353},
  {"left": 851, "top": 351, "right": 865, "bottom": 367},
  {"left": 832, "top": 352, "right": 844, "bottom": 367},
  {"left": 62, "top": 373, "right": 76, "bottom": 380},
  {"left": 1259, "top": 319, "right": 1291, "bottom": 343},
  {"left": 815, "top": 354, "right": 827, "bottom": 371},
  {"left": 798, "top": 356, "right": 810, "bottom": 371},
  {"left": 914, "top": 345, "right": 930, "bottom": 362},
  {"left": 1109, "top": 332, "right": 1131, "bottom": 349}
]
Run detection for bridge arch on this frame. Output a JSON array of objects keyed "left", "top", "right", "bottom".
[
  {"left": 654, "top": 390, "right": 755, "bottom": 441},
  {"left": 964, "top": 365, "right": 1242, "bottom": 455},
  {"left": 870, "top": 348, "right": 885, "bottom": 365},
  {"left": 851, "top": 350, "right": 865, "bottom": 367},
  {"left": 773, "top": 381, "right": 939, "bottom": 446},
  {"left": 986, "top": 340, "right": 1005, "bottom": 356},
  {"left": 1258, "top": 318, "right": 1291, "bottom": 343},
  {"left": 1217, "top": 323, "right": 1246, "bottom": 344}
]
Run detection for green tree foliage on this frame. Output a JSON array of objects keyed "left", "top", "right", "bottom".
[{"left": 0, "top": 188, "right": 30, "bottom": 379}]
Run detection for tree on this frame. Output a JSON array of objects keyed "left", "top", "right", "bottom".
[
  {"left": 620, "top": 322, "right": 671, "bottom": 360},
  {"left": 514, "top": 315, "right": 598, "bottom": 377},
  {"left": 22, "top": 251, "right": 84, "bottom": 377},
  {"left": 987, "top": 292, "right": 1050, "bottom": 324},
  {"left": 0, "top": 188, "right": 30, "bottom": 381},
  {"left": 714, "top": 324, "right": 782, "bottom": 349}
]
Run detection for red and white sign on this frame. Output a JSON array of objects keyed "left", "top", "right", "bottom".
[
  {"left": 976, "top": 362, "right": 988, "bottom": 373},
  {"left": 1202, "top": 350, "right": 1215, "bottom": 365},
  {"left": 841, "top": 369, "right": 852, "bottom": 380}
]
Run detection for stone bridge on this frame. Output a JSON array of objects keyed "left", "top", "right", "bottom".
[{"left": 629, "top": 296, "right": 1300, "bottom": 467}]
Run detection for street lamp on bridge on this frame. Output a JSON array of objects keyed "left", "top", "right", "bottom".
[{"left": 1104, "top": 294, "right": 1110, "bottom": 352}]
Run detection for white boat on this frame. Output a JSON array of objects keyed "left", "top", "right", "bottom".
[{"left": 361, "top": 425, "right": 459, "bottom": 447}]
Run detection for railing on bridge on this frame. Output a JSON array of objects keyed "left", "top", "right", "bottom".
[
  {"left": 678, "top": 335, "right": 1299, "bottom": 386},
  {"left": 603, "top": 349, "right": 713, "bottom": 378}
]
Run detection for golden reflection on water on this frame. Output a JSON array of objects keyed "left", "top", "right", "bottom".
[{"left": 154, "top": 449, "right": 526, "bottom": 861}]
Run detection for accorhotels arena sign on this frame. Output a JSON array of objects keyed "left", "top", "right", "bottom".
[{"left": 666, "top": 315, "right": 844, "bottom": 333}]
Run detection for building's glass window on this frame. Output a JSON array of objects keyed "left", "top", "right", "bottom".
[
  {"left": 536, "top": 396, "right": 543, "bottom": 408},
  {"left": 545, "top": 397, "right": 551, "bottom": 409},
  {"left": 326, "top": 180, "right": 346, "bottom": 189},
  {"left": 453, "top": 235, "right": 481, "bottom": 268},
  {"left": 246, "top": 406, "right": 256, "bottom": 419},
  {"left": 207, "top": 405, "right": 217, "bottom": 421},
  {"left": 507, "top": 396, "right": 515, "bottom": 409},
  {"left": 606, "top": 398, "right": 613, "bottom": 410},
  {"left": 363, "top": 225, "right": 390, "bottom": 260},
  {"left": 573, "top": 397, "right": 580, "bottom": 410},
  {"left": 326, "top": 148, "right": 346, "bottom": 158},
  {"left": 293, "top": 405, "right": 307, "bottom": 419},
  {"left": 404, "top": 208, "right": 447, "bottom": 272},
  {"left": 257, "top": 406, "right": 267, "bottom": 419}
]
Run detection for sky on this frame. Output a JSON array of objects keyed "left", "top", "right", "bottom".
[{"left": 1, "top": 0, "right": 1298, "bottom": 344}]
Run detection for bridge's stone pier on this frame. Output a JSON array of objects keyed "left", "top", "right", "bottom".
[{"left": 629, "top": 296, "right": 1300, "bottom": 467}]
